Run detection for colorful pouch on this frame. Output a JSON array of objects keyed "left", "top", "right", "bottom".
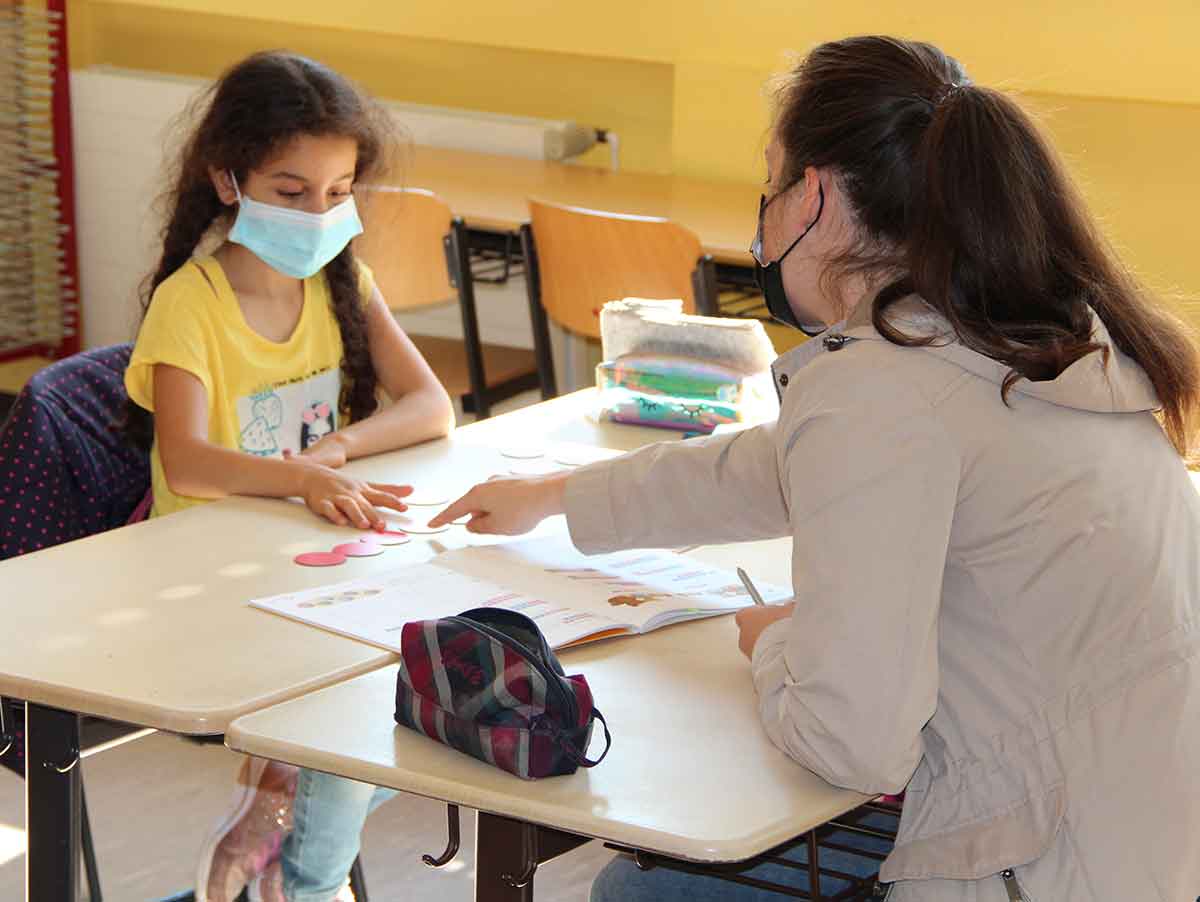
[
  {"left": 595, "top": 354, "right": 775, "bottom": 434},
  {"left": 394, "top": 607, "right": 611, "bottom": 779}
]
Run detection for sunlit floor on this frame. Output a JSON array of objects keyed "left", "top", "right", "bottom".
[{"left": 0, "top": 730, "right": 614, "bottom": 900}]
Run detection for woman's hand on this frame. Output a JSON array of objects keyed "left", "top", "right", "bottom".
[
  {"left": 284, "top": 433, "right": 348, "bottom": 470},
  {"left": 735, "top": 602, "right": 796, "bottom": 659},
  {"left": 428, "top": 472, "right": 569, "bottom": 535},
  {"left": 297, "top": 464, "right": 412, "bottom": 529}
]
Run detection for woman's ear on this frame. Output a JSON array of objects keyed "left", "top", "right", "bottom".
[
  {"left": 798, "top": 166, "right": 823, "bottom": 221},
  {"left": 208, "top": 167, "right": 239, "bottom": 206}
]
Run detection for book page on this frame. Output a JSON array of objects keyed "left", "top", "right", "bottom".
[
  {"left": 249, "top": 535, "right": 792, "bottom": 651},
  {"left": 434, "top": 534, "right": 792, "bottom": 633},
  {"left": 248, "top": 561, "right": 634, "bottom": 651}
]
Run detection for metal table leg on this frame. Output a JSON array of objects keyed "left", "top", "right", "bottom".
[
  {"left": 474, "top": 813, "right": 589, "bottom": 902},
  {"left": 26, "top": 703, "right": 81, "bottom": 902}
]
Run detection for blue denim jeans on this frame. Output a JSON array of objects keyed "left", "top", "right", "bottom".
[
  {"left": 590, "top": 814, "right": 894, "bottom": 902},
  {"left": 280, "top": 768, "right": 397, "bottom": 902}
]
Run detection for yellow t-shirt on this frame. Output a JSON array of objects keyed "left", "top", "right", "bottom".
[{"left": 125, "top": 255, "right": 375, "bottom": 517}]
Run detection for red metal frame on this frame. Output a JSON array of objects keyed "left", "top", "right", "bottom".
[
  {"left": 49, "top": 0, "right": 80, "bottom": 358},
  {"left": 0, "top": 0, "right": 80, "bottom": 364}
]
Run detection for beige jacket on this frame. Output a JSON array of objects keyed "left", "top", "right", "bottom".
[{"left": 564, "top": 298, "right": 1200, "bottom": 901}]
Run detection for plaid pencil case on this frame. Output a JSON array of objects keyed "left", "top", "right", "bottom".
[{"left": 394, "top": 607, "right": 611, "bottom": 779}]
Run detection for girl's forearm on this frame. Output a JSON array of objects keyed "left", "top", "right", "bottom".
[
  {"left": 158, "top": 386, "right": 453, "bottom": 499},
  {"left": 336, "top": 385, "right": 455, "bottom": 461},
  {"left": 160, "top": 437, "right": 312, "bottom": 501}
]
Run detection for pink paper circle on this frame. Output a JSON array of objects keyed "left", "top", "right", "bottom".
[
  {"left": 294, "top": 551, "right": 347, "bottom": 567},
  {"left": 332, "top": 542, "right": 385, "bottom": 558},
  {"left": 373, "top": 529, "right": 410, "bottom": 546}
]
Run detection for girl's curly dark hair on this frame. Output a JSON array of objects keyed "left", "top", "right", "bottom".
[{"left": 126, "top": 50, "right": 398, "bottom": 448}]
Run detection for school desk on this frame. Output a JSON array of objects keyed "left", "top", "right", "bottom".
[
  {"left": 404, "top": 145, "right": 760, "bottom": 270},
  {"left": 0, "top": 391, "right": 676, "bottom": 901},
  {"left": 226, "top": 572, "right": 874, "bottom": 902}
]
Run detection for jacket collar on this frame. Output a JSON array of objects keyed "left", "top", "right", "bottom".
[{"left": 771, "top": 296, "right": 1160, "bottom": 413}]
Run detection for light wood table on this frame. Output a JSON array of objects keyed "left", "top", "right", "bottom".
[
  {"left": 404, "top": 145, "right": 760, "bottom": 268},
  {"left": 0, "top": 390, "right": 668, "bottom": 901},
  {"left": 0, "top": 394, "right": 654, "bottom": 734},
  {"left": 226, "top": 541, "right": 871, "bottom": 901}
]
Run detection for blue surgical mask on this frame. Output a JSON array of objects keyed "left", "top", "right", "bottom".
[{"left": 226, "top": 173, "right": 363, "bottom": 279}]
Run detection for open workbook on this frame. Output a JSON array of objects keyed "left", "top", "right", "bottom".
[{"left": 249, "top": 534, "right": 793, "bottom": 650}]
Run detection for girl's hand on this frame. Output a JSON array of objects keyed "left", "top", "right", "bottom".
[
  {"left": 735, "top": 602, "right": 796, "bottom": 659},
  {"left": 428, "top": 472, "right": 569, "bottom": 535},
  {"left": 297, "top": 464, "right": 412, "bottom": 529},
  {"left": 284, "top": 434, "right": 348, "bottom": 470}
]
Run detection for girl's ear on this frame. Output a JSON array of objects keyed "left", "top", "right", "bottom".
[{"left": 208, "top": 167, "right": 239, "bottom": 206}]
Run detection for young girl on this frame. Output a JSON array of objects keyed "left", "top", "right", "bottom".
[
  {"left": 124, "top": 51, "right": 454, "bottom": 902},
  {"left": 431, "top": 36, "right": 1200, "bottom": 902}
]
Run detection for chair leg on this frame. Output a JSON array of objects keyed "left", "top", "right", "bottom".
[
  {"left": 81, "top": 782, "right": 103, "bottom": 901},
  {"left": 519, "top": 223, "right": 558, "bottom": 399},
  {"left": 691, "top": 254, "right": 720, "bottom": 317},
  {"left": 445, "top": 219, "right": 492, "bottom": 419},
  {"left": 349, "top": 854, "right": 369, "bottom": 901}
]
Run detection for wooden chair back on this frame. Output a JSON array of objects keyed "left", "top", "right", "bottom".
[
  {"left": 354, "top": 187, "right": 454, "bottom": 310},
  {"left": 527, "top": 198, "right": 704, "bottom": 339}
]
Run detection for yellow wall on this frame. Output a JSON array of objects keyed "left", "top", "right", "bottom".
[
  {"left": 1028, "top": 94, "right": 1200, "bottom": 312},
  {"left": 77, "top": 0, "right": 1200, "bottom": 104},
  {"left": 66, "top": 1, "right": 677, "bottom": 174},
  {"left": 65, "top": 0, "right": 1200, "bottom": 306}
]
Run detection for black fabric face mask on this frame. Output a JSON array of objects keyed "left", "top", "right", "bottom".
[{"left": 750, "top": 182, "right": 826, "bottom": 335}]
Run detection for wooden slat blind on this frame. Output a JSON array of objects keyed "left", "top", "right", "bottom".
[{"left": 0, "top": 0, "right": 79, "bottom": 360}]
